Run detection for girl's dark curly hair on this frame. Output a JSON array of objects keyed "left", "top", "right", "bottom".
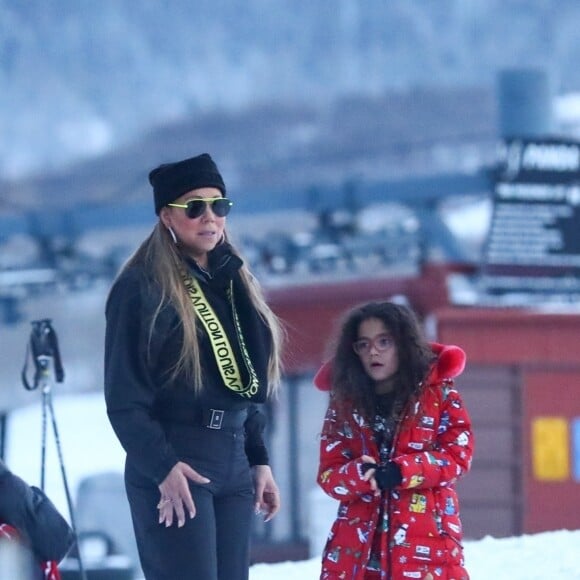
[{"left": 330, "top": 301, "right": 435, "bottom": 423}]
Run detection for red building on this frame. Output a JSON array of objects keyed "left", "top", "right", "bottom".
[{"left": 268, "top": 264, "right": 580, "bottom": 538}]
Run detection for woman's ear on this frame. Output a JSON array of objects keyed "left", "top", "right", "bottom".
[{"left": 159, "top": 207, "right": 172, "bottom": 229}]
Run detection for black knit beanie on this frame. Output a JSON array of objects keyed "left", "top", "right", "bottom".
[{"left": 148, "top": 153, "right": 226, "bottom": 214}]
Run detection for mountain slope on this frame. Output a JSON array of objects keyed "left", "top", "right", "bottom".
[{"left": 0, "top": 0, "right": 578, "bottom": 178}]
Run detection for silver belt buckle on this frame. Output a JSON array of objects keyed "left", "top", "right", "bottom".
[{"left": 208, "top": 409, "right": 224, "bottom": 429}]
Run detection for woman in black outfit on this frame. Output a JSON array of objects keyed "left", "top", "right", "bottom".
[{"left": 104, "top": 153, "right": 285, "bottom": 580}]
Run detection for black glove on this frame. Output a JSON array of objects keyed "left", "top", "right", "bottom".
[{"left": 361, "top": 461, "right": 402, "bottom": 490}]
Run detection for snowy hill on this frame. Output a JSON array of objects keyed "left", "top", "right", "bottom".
[{"left": 2, "top": 0, "right": 580, "bottom": 179}]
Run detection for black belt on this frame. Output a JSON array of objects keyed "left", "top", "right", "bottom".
[
  {"left": 200, "top": 408, "right": 247, "bottom": 430},
  {"left": 156, "top": 405, "right": 247, "bottom": 431}
]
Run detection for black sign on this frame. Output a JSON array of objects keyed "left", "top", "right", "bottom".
[{"left": 480, "top": 137, "right": 580, "bottom": 301}]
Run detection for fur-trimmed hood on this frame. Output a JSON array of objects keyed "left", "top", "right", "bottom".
[{"left": 313, "top": 341, "right": 466, "bottom": 391}]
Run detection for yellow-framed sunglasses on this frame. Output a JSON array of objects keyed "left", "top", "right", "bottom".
[{"left": 167, "top": 197, "right": 233, "bottom": 219}]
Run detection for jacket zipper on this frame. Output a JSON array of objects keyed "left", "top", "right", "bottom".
[
  {"left": 385, "top": 490, "right": 392, "bottom": 580},
  {"left": 385, "top": 400, "right": 413, "bottom": 580}
]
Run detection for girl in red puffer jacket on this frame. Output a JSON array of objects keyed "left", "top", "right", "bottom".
[{"left": 316, "top": 301, "right": 473, "bottom": 580}]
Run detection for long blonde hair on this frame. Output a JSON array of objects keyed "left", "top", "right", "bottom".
[{"left": 118, "top": 222, "right": 285, "bottom": 396}]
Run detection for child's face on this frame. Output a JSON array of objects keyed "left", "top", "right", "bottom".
[{"left": 355, "top": 317, "right": 399, "bottom": 387}]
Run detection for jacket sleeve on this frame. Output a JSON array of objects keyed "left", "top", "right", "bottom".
[
  {"left": 104, "top": 271, "right": 179, "bottom": 484},
  {"left": 244, "top": 404, "right": 270, "bottom": 466},
  {"left": 317, "top": 401, "right": 375, "bottom": 501},
  {"left": 0, "top": 460, "right": 74, "bottom": 563},
  {"left": 393, "top": 383, "right": 474, "bottom": 491}
]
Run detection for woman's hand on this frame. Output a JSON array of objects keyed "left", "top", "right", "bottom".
[
  {"left": 251, "top": 465, "right": 280, "bottom": 522},
  {"left": 157, "top": 461, "right": 210, "bottom": 528}
]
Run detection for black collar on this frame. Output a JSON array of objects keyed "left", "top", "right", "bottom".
[{"left": 185, "top": 243, "right": 243, "bottom": 287}]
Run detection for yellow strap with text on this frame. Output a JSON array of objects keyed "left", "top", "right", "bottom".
[{"left": 183, "top": 274, "right": 258, "bottom": 398}]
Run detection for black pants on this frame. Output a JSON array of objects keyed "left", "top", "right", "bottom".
[{"left": 125, "top": 424, "right": 254, "bottom": 580}]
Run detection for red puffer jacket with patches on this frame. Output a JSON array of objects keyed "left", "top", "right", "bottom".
[{"left": 316, "top": 343, "right": 473, "bottom": 580}]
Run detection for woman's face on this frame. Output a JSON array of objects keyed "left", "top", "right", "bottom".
[
  {"left": 159, "top": 187, "right": 226, "bottom": 266},
  {"left": 354, "top": 317, "right": 399, "bottom": 388}
]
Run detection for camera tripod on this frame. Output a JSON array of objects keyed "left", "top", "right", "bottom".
[{"left": 22, "top": 319, "right": 88, "bottom": 580}]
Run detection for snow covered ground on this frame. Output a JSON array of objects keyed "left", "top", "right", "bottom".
[
  {"left": 5, "top": 391, "right": 580, "bottom": 580},
  {"left": 250, "top": 529, "right": 580, "bottom": 579}
]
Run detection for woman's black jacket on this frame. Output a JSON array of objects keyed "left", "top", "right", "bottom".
[{"left": 104, "top": 246, "right": 274, "bottom": 485}]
